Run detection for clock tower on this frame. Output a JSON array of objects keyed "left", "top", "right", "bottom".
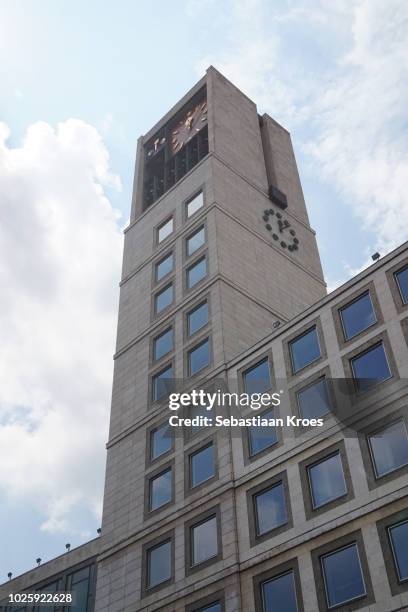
[{"left": 95, "top": 67, "right": 326, "bottom": 610}]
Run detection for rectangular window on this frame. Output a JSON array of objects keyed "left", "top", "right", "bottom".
[
  {"left": 155, "top": 253, "right": 173, "bottom": 282},
  {"left": 389, "top": 520, "right": 408, "bottom": 582},
  {"left": 254, "top": 482, "right": 287, "bottom": 536},
  {"left": 153, "top": 327, "right": 173, "bottom": 361},
  {"left": 149, "top": 468, "right": 172, "bottom": 511},
  {"left": 150, "top": 422, "right": 172, "bottom": 460},
  {"left": 147, "top": 539, "right": 172, "bottom": 589},
  {"left": 190, "top": 443, "right": 215, "bottom": 487},
  {"left": 248, "top": 408, "right": 278, "bottom": 456},
  {"left": 187, "top": 226, "right": 205, "bottom": 256},
  {"left": 339, "top": 291, "right": 377, "bottom": 340},
  {"left": 155, "top": 284, "right": 173, "bottom": 314},
  {"left": 157, "top": 218, "right": 173, "bottom": 243},
  {"left": 152, "top": 365, "right": 173, "bottom": 402},
  {"left": 243, "top": 358, "right": 271, "bottom": 395},
  {"left": 321, "top": 543, "right": 366, "bottom": 608},
  {"left": 188, "top": 338, "right": 210, "bottom": 375},
  {"left": 297, "top": 377, "right": 331, "bottom": 419},
  {"left": 191, "top": 515, "right": 218, "bottom": 566},
  {"left": 187, "top": 256, "right": 207, "bottom": 289},
  {"left": 261, "top": 571, "right": 298, "bottom": 612},
  {"left": 186, "top": 191, "right": 204, "bottom": 218},
  {"left": 289, "top": 326, "right": 321, "bottom": 373},
  {"left": 350, "top": 342, "right": 391, "bottom": 391},
  {"left": 368, "top": 419, "right": 408, "bottom": 477},
  {"left": 395, "top": 265, "right": 408, "bottom": 304},
  {"left": 308, "top": 452, "right": 347, "bottom": 509},
  {"left": 188, "top": 301, "right": 208, "bottom": 336}
]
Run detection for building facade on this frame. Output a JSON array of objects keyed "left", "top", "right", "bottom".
[{"left": 1, "top": 67, "right": 408, "bottom": 612}]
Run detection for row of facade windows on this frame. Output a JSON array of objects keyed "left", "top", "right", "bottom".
[
  {"left": 145, "top": 414, "right": 408, "bottom": 519},
  {"left": 142, "top": 510, "right": 408, "bottom": 610}
]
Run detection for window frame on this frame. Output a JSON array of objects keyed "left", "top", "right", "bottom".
[
  {"left": 252, "top": 558, "right": 304, "bottom": 612},
  {"left": 185, "top": 436, "right": 218, "bottom": 494},
  {"left": 186, "top": 336, "right": 211, "bottom": 377},
  {"left": 185, "top": 298, "right": 210, "bottom": 338},
  {"left": 152, "top": 325, "right": 174, "bottom": 363},
  {"left": 156, "top": 216, "right": 174, "bottom": 245},
  {"left": 185, "top": 223, "right": 206, "bottom": 259},
  {"left": 146, "top": 419, "right": 174, "bottom": 466},
  {"left": 299, "top": 440, "right": 354, "bottom": 519},
  {"left": 321, "top": 542, "right": 367, "bottom": 609},
  {"left": 293, "top": 368, "right": 334, "bottom": 426},
  {"left": 154, "top": 251, "right": 174, "bottom": 284},
  {"left": 145, "top": 461, "right": 174, "bottom": 516},
  {"left": 339, "top": 290, "right": 377, "bottom": 341},
  {"left": 185, "top": 253, "right": 208, "bottom": 291},
  {"left": 376, "top": 508, "right": 408, "bottom": 596},
  {"left": 141, "top": 530, "right": 174, "bottom": 597},
  {"left": 386, "top": 258, "right": 408, "bottom": 313},
  {"left": 349, "top": 341, "right": 392, "bottom": 392},
  {"left": 150, "top": 362, "right": 174, "bottom": 404},
  {"left": 395, "top": 264, "right": 408, "bottom": 305},
  {"left": 246, "top": 471, "right": 293, "bottom": 547},
  {"left": 184, "top": 188, "right": 205, "bottom": 221},
  {"left": 153, "top": 282, "right": 174, "bottom": 316},
  {"left": 184, "top": 506, "right": 222, "bottom": 576},
  {"left": 184, "top": 591, "right": 225, "bottom": 612},
  {"left": 241, "top": 405, "right": 282, "bottom": 464},
  {"left": 283, "top": 318, "right": 326, "bottom": 378},
  {"left": 367, "top": 418, "right": 408, "bottom": 479}
]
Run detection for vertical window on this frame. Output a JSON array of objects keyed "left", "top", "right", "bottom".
[
  {"left": 188, "top": 338, "right": 210, "bottom": 375},
  {"left": 187, "top": 226, "right": 205, "bottom": 256},
  {"left": 308, "top": 452, "right": 347, "bottom": 509},
  {"left": 254, "top": 482, "right": 287, "bottom": 536},
  {"left": 261, "top": 571, "right": 298, "bottom": 612},
  {"left": 190, "top": 443, "right": 215, "bottom": 487},
  {"left": 191, "top": 515, "right": 218, "bottom": 566},
  {"left": 243, "top": 358, "right": 271, "bottom": 395},
  {"left": 153, "top": 327, "right": 173, "bottom": 361},
  {"left": 296, "top": 377, "right": 331, "bottom": 419},
  {"left": 155, "top": 253, "right": 173, "bottom": 282},
  {"left": 339, "top": 291, "right": 376, "bottom": 340},
  {"left": 389, "top": 521, "right": 408, "bottom": 582},
  {"left": 186, "top": 191, "right": 204, "bottom": 218},
  {"left": 368, "top": 420, "right": 408, "bottom": 477},
  {"left": 147, "top": 540, "right": 172, "bottom": 589},
  {"left": 150, "top": 422, "right": 172, "bottom": 460},
  {"left": 289, "top": 326, "right": 321, "bottom": 373},
  {"left": 248, "top": 408, "right": 278, "bottom": 457},
  {"left": 321, "top": 543, "right": 366, "bottom": 607},
  {"left": 68, "top": 566, "right": 91, "bottom": 611},
  {"left": 155, "top": 284, "right": 173, "bottom": 314},
  {"left": 350, "top": 342, "right": 391, "bottom": 391},
  {"left": 395, "top": 265, "right": 408, "bottom": 304},
  {"left": 149, "top": 468, "right": 172, "bottom": 511},
  {"left": 187, "top": 256, "right": 207, "bottom": 288},
  {"left": 157, "top": 218, "right": 173, "bottom": 243},
  {"left": 187, "top": 301, "right": 208, "bottom": 336},
  {"left": 152, "top": 365, "right": 173, "bottom": 401}
]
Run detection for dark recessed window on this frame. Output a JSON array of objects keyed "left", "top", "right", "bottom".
[
  {"left": 254, "top": 482, "right": 287, "bottom": 536},
  {"left": 157, "top": 218, "right": 173, "bottom": 243},
  {"left": 187, "top": 256, "right": 207, "bottom": 289},
  {"left": 155, "top": 253, "right": 173, "bottom": 282},
  {"left": 297, "top": 377, "right": 331, "bottom": 419},
  {"left": 261, "top": 571, "right": 298, "bottom": 612},
  {"left": 188, "top": 301, "right": 208, "bottom": 336},
  {"left": 187, "top": 226, "right": 205, "bottom": 256},
  {"left": 289, "top": 326, "right": 321, "bottom": 373},
  {"left": 351, "top": 342, "right": 391, "bottom": 392},
  {"left": 368, "top": 420, "right": 408, "bottom": 477},
  {"left": 308, "top": 452, "right": 346, "bottom": 509},
  {"left": 152, "top": 365, "right": 173, "bottom": 402},
  {"left": 248, "top": 408, "right": 278, "bottom": 456},
  {"left": 340, "top": 291, "right": 377, "bottom": 340},
  {"left": 321, "top": 543, "right": 366, "bottom": 608},
  {"left": 395, "top": 265, "right": 408, "bottom": 304},
  {"left": 153, "top": 328, "right": 173, "bottom": 361},
  {"left": 191, "top": 515, "right": 218, "bottom": 566},
  {"left": 155, "top": 284, "right": 173, "bottom": 314},
  {"left": 147, "top": 540, "right": 172, "bottom": 588},
  {"left": 149, "top": 468, "right": 172, "bottom": 511},
  {"left": 187, "top": 403, "right": 208, "bottom": 435},
  {"left": 150, "top": 422, "right": 172, "bottom": 460},
  {"left": 195, "top": 603, "right": 221, "bottom": 612},
  {"left": 243, "top": 358, "right": 271, "bottom": 395},
  {"left": 188, "top": 338, "right": 210, "bottom": 375},
  {"left": 186, "top": 191, "right": 204, "bottom": 218},
  {"left": 190, "top": 443, "right": 215, "bottom": 487},
  {"left": 389, "top": 520, "right": 408, "bottom": 582}
]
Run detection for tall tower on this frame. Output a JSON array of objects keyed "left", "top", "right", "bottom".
[{"left": 95, "top": 67, "right": 326, "bottom": 610}]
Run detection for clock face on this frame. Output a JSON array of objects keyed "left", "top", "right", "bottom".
[
  {"left": 171, "top": 100, "right": 207, "bottom": 154},
  {"left": 262, "top": 208, "right": 300, "bottom": 252}
]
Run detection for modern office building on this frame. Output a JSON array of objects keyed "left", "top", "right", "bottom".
[{"left": 1, "top": 67, "right": 408, "bottom": 612}]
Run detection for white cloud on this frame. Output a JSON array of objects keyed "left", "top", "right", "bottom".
[
  {"left": 0, "top": 119, "right": 123, "bottom": 535},
  {"left": 193, "top": 0, "right": 408, "bottom": 281}
]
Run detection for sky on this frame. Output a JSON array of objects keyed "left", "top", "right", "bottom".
[{"left": 0, "top": 0, "right": 407, "bottom": 579}]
